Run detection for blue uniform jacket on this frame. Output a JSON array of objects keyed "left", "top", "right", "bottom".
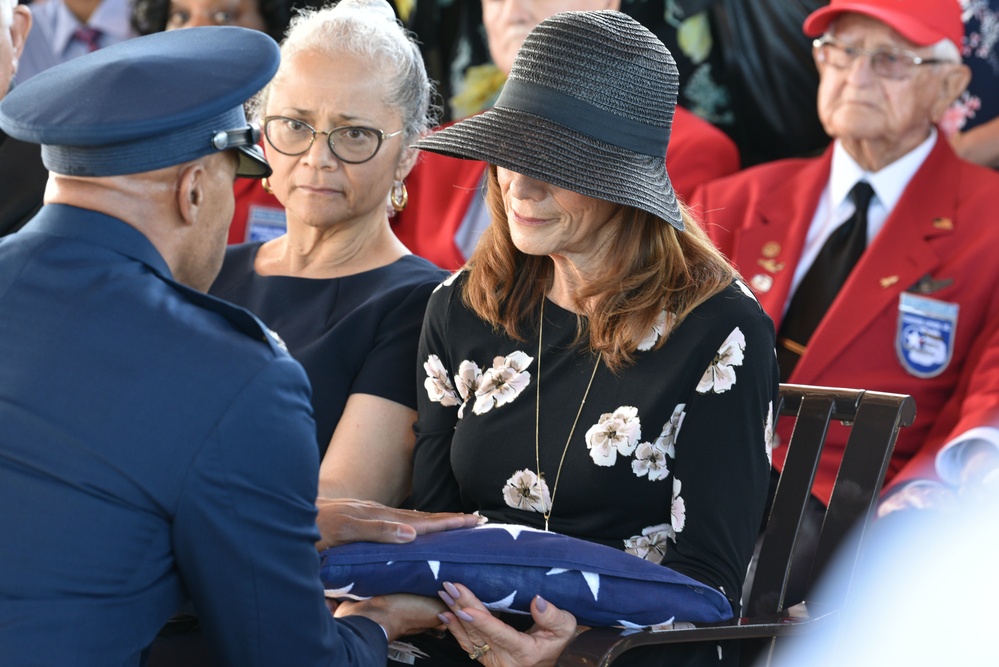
[{"left": 0, "top": 205, "right": 386, "bottom": 665}]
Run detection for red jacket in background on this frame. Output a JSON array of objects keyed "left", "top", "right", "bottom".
[{"left": 690, "top": 137, "right": 999, "bottom": 504}]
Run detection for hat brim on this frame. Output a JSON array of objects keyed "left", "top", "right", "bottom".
[
  {"left": 803, "top": 4, "right": 952, "bottom": 46},
  {"left": 235, "top": 144, "right": 271, "bottom": 179},
  {"left": 416, "top": 107, "right": 683, "bottom": 231}
]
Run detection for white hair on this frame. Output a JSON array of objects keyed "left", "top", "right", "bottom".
[
  {"left": 251, "top": 0, "right": 438, "bottom": 144},
  {"left": 928, "top": 37, "right": 961, "bottom": 63}
]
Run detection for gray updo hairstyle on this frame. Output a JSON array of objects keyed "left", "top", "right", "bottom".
[{"left": 252, "top": 0, "right": 438, "bottom": 146}]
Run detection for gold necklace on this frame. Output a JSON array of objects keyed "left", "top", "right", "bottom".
[{"left": 535, "top": 298, "right": 602, "bottom": 531}]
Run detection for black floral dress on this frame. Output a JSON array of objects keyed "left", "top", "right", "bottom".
[{"left": 412, "top": 271, "right": 779, "bottom": 614}]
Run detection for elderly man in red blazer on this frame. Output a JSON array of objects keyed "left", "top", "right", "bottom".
[{"left": 691, "top": 0, "right": 999, "bottom": 508}]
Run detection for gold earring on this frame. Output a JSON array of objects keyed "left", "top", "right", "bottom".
[
  {"left": 390, "top": 180, "right": 408, "bottom": 212},
  {"left": 261, "top": 177, "right": 273, "bottom": 194}
]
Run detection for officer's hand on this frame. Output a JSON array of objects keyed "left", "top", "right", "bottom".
[
  {"left": 335, "top": 593, "right": 446, "bottom": 641},
  {"left": 315, "top": 498, "right": 480, "bottom": 550}
]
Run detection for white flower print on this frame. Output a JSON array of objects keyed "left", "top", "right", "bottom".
[
  {"left": 454, "top": 360, "right": 482, "bottom": 401},
  {"left": 472, "top": 351, "right": 534, "bottom": 415},
  {"left": 636, "top": 310, "right": 674, "bottom": 351},
  {"left": 696, "top": 327, "right": 746, "bottom": 394},
  {"left": 654, "top": 404, "right": 686, "bottom": 459},
  {"left": 735, "top": 279, "right": 761, "bottom": 303},
  {"left": 585, "top": 406, "right": 642, "bottom": 467},
  {"left": 764, "top": 400, "right": 775, "bottom": 466},
  {"left": 432, "top": 268, "right": 463, "bottom": 293},
  {"left": 671, "top": 477, "right": 686, "bottom": 534},
  {"left": 423, "top": 354, "right": 459, "bottom": 406},
  {"left": 624, "top": 480, "right": 687, "bottom": 563},
  {"left": 501, "top": 468, "right": 551, "bottom": 513},
  {"left": 632, "top": 440, "right": 670, "bottom": 481},
  {"left": 624, "top": 523, "right": 673, "bottom": 564},
  {"left": 454, "top": 360, "right": 482, "bottom": 419}
]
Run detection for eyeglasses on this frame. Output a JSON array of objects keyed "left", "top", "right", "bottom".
[
  {"left": 262, "top": 116, "right": 404, "bottom": 164},
  {"left": 813, "top": 37, "right": 954, "bottom": 80}
]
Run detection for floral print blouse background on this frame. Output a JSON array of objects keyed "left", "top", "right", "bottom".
[{"left": 941, "top": 0, "right": 999, "bottom": 139}]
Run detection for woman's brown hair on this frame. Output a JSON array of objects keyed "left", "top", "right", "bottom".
[{"left": 462, "top": 167, "right": 737, "bottom": 372}]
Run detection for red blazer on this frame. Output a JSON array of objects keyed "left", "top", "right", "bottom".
[
  {"left": 392, "top": 105, "right": 741, "bottom": 270},
  {"left": 228, "top": 177, "right": 281, "bottom": 244},
  {"left": 690, "top": 137, "right": 999, "bottom": 504}
]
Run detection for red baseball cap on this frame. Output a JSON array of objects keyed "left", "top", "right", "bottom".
[{"left": 803, "top": 0, "right": 964, "bottom": 47}]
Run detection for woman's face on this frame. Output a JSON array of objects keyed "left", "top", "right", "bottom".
[
  {"left": 166, "top": 0, "right": 266, "bottom": 31},
  {"left": 262, "top": 49, "right": 411, "bottom": 230},
  {"left": 496, "top": 167, "right": 620, "bottom": 266},
  {"left": 482, "top": 0, "right": 618, "bottom": 75}
]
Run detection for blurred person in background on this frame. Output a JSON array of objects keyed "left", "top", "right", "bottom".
[
  {"left": 0, "top": 0, "right": 45, "bottom": 236},
  {"left": 18, "top": 0, "right": 137, "bottom": 83}
]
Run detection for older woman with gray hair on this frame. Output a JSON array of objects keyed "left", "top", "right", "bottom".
[
  {"left": 209, "top": 0, "right": 446, "bottom": 505},
  {"left": 406, "top": 9, "right": 778, "bottom": 666}
]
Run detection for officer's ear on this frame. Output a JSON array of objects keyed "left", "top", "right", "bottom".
[
  {"left": 9, "top": 5, "right": 31, "bottom": 63},
  {"left": 175, "top": 161, "right": 207, "bottom": 226}
]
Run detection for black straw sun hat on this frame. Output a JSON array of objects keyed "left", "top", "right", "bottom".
[{"left": 415, "top": 10, "right": 683, "bottom": 231}]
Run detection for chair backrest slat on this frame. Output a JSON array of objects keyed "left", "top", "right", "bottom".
[
  {"left": 745, "top": 390, "right": 844, "bottom": 617},
  {"left": 555, "top": 383, "right": 916, "bottom": 667},
  {"left": 747, "top": 385, "right": 915, "bottom": 619},
  {"left": 808, "top": 390, "right": 916, "bottom": 608}
]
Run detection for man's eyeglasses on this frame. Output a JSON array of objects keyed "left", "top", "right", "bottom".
[
  {"left": 813, "top": 37, "right": 954, "bottom": 80},
  {"left": 262, "top": 116, "right": 403, "bottom": 164}
]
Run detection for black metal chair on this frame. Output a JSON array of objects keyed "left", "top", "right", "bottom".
[{"left": 556, "top": 383, "right": 917, "bottom": 667}]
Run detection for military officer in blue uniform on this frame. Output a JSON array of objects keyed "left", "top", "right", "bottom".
[{"left": 0, "top": 26, "right": 473, "bottom": 666}]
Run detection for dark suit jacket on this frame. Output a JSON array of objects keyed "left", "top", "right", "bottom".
[
  {"left": 691, "top": 137, "right": 999, "bottom": 503},
  {"left": 0, "top": 129, "right": 47, "bottom": 236},
  {"left": 0, "top": 205, "right": 387, "bottom": 666}
]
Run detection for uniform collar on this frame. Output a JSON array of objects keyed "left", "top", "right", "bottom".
[{"left": 22, "top": 204, "right": 174, "bottom": 281}]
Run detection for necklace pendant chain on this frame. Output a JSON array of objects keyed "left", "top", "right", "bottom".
[{"left": 535, "top": 299, "right": 601, "bottom": 532}]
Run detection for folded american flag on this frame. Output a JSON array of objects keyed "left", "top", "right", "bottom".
[{"left": 319, "top": 523, "right": 731, "bottom": 628}]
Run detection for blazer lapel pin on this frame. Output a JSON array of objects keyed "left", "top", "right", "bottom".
[{"left": 908, "top": 274, "right": 954, "bottom": 295}]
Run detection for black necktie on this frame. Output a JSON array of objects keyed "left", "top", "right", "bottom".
[{"left": 777, "top": 181, "right": 875, "bottom": 382}]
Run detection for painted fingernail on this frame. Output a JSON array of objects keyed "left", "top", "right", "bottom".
[
  {"left": 536, "top": 595, "right": 548, "bottom": 612},
  {"left": 455, "top": 609, "right": 474, "bottom": 623},
  {"left": 443, "top": 581, "right": 460, "bottom": 599},
  {"left": 437, "top": 613, "right": 450, "bottom": 625},
  {"left": 438, "top": 590, "right": 456, "bottom": 607}
]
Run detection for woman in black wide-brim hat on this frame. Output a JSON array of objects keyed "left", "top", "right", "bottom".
[{"left": 408, "top": 10, "right": 779, "bottom": 666}]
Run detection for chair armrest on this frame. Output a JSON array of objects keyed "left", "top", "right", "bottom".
[{"left": 556, "top": 606, "right": 841, "bottom": 667}]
